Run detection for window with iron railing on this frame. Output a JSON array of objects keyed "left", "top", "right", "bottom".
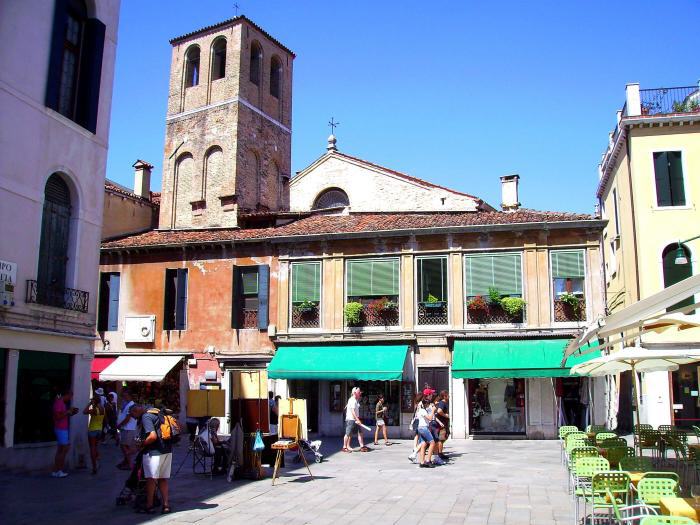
[
  {"left": 416, "top": 256, "right": 448, "bottom": 325},
  {"left": 464, "top": 253, "right": 524, "bottom": 324},
  {"left": 551, "top": 250, "right": 586, "bottom": 322},
  {"left": 290, "top": 261, "right": 321, "bottom": 328},
  {"left": 232, "top": 265, "right": 269, "bottom": 329},
  {"left": 345, "top": 258, "right": 400, "bottom": 328}
]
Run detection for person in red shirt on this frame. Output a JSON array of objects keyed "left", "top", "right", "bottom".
[{"left": 52, "top": 389, "right": 78, "bottom": 478}]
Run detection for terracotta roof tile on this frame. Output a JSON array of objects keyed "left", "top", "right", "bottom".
[
  {"left": 102, "top": 210, "right": 601, "bottom": 250},
  {"left": 104, "top": 180, "right": 159, "bottom": 207}
]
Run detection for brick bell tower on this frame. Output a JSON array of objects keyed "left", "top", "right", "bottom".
[{"left": 159, "top": 17, "right": 294, "bottom": 229}]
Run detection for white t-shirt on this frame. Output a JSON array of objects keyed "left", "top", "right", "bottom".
[
  {"left": 417, "top": 406, "right": 430, "bottom": 428},
  {"left": 345, "top": 396, "right": 359, "bottom": 421},
  {"left": 117, "top": 400, "right": 136, "bottom": 430},
  {"left": 199, "top": 428, "right": 216, "bottom": 455}
]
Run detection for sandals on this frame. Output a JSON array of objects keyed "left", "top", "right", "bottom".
[
  {"left": 161, "top": 506, "right": 172, "bottom": 514},
  {"left": 360, "top": 446, "right": 370, "bottom": 452},
  {"left": 385, "top": 442, "right": 393, "bottom": 446},
  {"left": 373, "top": 442, "right": 379, "bottom": 445},
  {"left": 341, "top": 447, "right": 352, "bottom": 453}
]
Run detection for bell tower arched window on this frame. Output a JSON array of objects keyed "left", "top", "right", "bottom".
[
  {"left": 663, "top": 243, "right": 693, "bottom": 311},
  {"left": 37, "top": 174, "right": 72, "bottom": 307},
  {"left": 211, "top": 38, "right": 226, "bottom": 81},
  {"left": 270, "top": 56, "right": 282, "bottom": 98},
  {"left": 184, "top": 46, "right": 200, "bottom": 87},
  {"left": 250, "top": 41, "right": 262, "bottom": 86}
]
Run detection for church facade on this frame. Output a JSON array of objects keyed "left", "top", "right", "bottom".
[{"left": 96, "top": 16, "right": 606, "bottom": 439}]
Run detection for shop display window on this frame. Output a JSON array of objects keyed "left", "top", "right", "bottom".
[
  {"left": 469, "top": 378, "right": 525, "bottom": 435},
  {"left": 14, "top": 350, "right": 71, "bottom": 444},
  {"left": 120, "top": 368, "right": 182, "bottom": 413}
]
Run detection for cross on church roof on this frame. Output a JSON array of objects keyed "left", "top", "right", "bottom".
[
  {"left": 233, "top": 3, "right": 240, "bottom": 16},
  {"left": 328, "top": 117, "right": 340, "bottom": 135}
]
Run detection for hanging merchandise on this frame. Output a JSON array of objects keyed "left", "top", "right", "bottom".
[{"left": 253, "top": 429, "right": 265, "bottom": 451}]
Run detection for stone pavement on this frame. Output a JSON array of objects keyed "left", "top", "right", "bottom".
[{"left": 2, "top": 438, "right": 573, "bottom": 525}]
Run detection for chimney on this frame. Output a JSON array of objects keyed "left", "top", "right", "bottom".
[
  {"left": 132, "top": 160, "right": 153, "bottom": 199},
  {"left": 500, "top": 174, "right": 520, "bottom": 211}
]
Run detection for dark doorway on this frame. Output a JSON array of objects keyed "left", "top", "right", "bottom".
[
  {"left": 672, "top": 364, "right": 700, "bottom": 429},
  {"left": 418, "top": 367, "right": 449, "bottom": 394},
  {"left": 618, "top": 372, "right": 634, "bottom": 433},
  {"left": 289, "top": 380, "right": 319, "bottom": 433}
]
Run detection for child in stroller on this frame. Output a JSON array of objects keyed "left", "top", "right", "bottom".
[
  {"left": 294, "top": 439, "right": 324, "bottom": 463},
  {"left": 115, "top": 450, "right": 161, "bottom": 510}
]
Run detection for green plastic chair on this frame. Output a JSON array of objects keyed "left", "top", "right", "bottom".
[
  {"left": 638, "top": 430, "right": 662, "bottom": 462},
  {"left": 658, "top": 425, "right": 673, "bottom": 435},
  {"left": 565, "top": 433, "right": 588, "bottom": 464},
  {"left": 639, "top": 472, "right": 680, "bottom": 485},
  {"left": 559, "top": 425, "right": 580, "bottom": 462},
  {"left": 636, "top": 478, "right": 679, "bottom": 508},
  {"left": 640, "top": 516, "right": 696, "bottom": 525},
  {"left": 581, "top": 471, "right": 631, "bottom": 524},
  {"left": 608, "top": 488, "right": 658, "bottom": 524},
  {"left": 602, "top": 437, "right": 629, "bottom": 450},
  {"left": 619, "top": 456, "right": 653, "bottom": 472},
  {"left": 596, "top": 431, "right": 618, "bottom": 445},
  {"left": 606, "top": 446, "right": 636, "bottom": 469},
  {"left": 571, "top": 457, "right": 611, "bottom": 523},
  {"left": 587, "top": 424, "right": 607, "bottom": 435},
  {"left": 568, "top": 447, "right": 600, "bottom": 492}
]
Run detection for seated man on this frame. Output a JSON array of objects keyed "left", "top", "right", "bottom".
[{"left": 198, "top": 418, "right": 229, "bottom": 474}]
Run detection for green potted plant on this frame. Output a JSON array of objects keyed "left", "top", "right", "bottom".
[
  {"left": 488, "top": 287, "right": 502, "bottom": 305},
  {"left": 559, "top": 292, "right": 582, "bottom": 320},
  {"left": 344, "top": 301, "right": 364, "bottom": 326},
  {"left": 500, "top": 297, "right": 525, "bottom": 320},
  {"left": 296, "top": 300, "right": 317, "bottom": 314}
]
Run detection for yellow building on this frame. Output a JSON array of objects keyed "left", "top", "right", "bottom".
[{"left": 598, "top": 81, "right": 700, "bottom": 429}]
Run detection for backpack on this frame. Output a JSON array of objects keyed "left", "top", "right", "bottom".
[{"left": 147, "top": 408, "right": 181, "bottom": 443}]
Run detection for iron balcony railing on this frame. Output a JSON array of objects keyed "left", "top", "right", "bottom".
[
  {"left": 26, "top": 280, "right": 89, "bottom": 313},
  {"left": 640, "top": 86, "right": 700, "bottom": 116}
]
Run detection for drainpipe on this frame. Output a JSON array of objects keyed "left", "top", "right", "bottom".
[{"left": 625, "top": 132, "right": 641, "bottom": 303}]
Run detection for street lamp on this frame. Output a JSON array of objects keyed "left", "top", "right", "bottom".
[{"left": 674, "top": 233, "right": 700, "bottom": 265}]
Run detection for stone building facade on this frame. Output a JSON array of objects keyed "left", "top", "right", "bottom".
[{"left": 158, "top": 17, "right": 294, "bottom": 230}]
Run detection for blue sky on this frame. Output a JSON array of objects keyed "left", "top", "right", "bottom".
[{"left": 106, "top": 0, "right": 700, "bottom": 213}]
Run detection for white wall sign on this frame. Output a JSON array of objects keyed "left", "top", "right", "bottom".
[{"left": 0, "top": 260, "right": 17, "bottom": 288}]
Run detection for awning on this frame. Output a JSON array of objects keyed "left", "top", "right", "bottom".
[
  {"left": 99, "top": 355, "right": 182, "bottom": 382},
  {"left": 268, "top": 345, "right": 408, "bottom": 381},
  {"left": 91, "top": 357, "right": 116, "bottom": 380},
  {"left": 452, "top": 338, "right": 600, "bottom": 379}
]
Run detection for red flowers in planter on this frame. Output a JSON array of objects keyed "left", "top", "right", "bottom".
[
  {"left": 467, "top": 295, "right": 488, "bottom": 312},
  {"left": 367, "top": 297, "right": 398, "bottom": 316}
]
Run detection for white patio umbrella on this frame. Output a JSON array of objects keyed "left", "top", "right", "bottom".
[{"left": 570, "top": 347, "right": 700, "bottom": 432}]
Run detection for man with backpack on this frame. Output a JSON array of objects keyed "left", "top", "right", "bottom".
[{"left": 129, "top": 404, "right": 176, "bottom": 514}]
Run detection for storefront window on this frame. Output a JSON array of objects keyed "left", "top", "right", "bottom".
[
  {"left": 469, "top": 378, "right": 525, "bottom": 434},
  {"left": 351, "top": 381, "right": 401, "bottom": 426},
  {"left": 118, "top": 367, "right": 182, "bottom": 413},
  {"left": 14, "top": 351, "right": 72, "bottom": 444},
  {"left": 672, "top": 364, "right": 700, "bottom": 429}
]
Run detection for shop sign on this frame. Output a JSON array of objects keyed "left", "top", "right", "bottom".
[{"left": 0, "top": 260, "right": 17, "bottom": 307}]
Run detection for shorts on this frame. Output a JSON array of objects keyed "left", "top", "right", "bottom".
[
  {"left": 88, "top": 430, "right": 102, "bottom": 439},
  {"left": 417, "top": 427, "right": 434, "bottom": 444},
  {"left": 376, "top": 418, "right": 385, "bottom": 427},
  {"left": 54, "top": 429, "right": 70, "bottom": 446},
  {"left": 344, "top": 420, "right": 358, "bottom": 437},
  {"left": 119, "top": 429, "right": 136, "bottom": 447},
  {"left": 142, "top": 452, "right": 172, "bottom": 479},
  {"left": 438, "top": 427, "right": 450, "bottom": 442}
]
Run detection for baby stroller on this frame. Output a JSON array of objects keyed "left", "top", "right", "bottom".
[
  {"left": 294, "top": 439, "right": 324, "bottom": 463},
  {"left": 115, "top": 451, "right": 161, "bottom": 510}
]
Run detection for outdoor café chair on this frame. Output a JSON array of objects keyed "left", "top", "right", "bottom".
[
  {"left": 640, "top": 517, "right": 697, "bottom": 525},
  {"left": 606, "top": 446, "right": 636, "bottom": 469},
  {"left": 619, "top": 456, "right": 654, "bottom": 473},
  {"left": 638, "top": 430, "right": 662, "bottom": 462},
  {"left": 658, "top": 425, "right": 674, "bottom": 435},
  {"left": 597, "top": 432, "right": 619, "bottom": 445},
  {"left": 568, "top": 447, "right": 600, "bottom": 492},
  {"left": 572, "top": 457, "right": 610, "bottom": 522},
  {"left": 691, "top": 425, "right": 700, "bottom": 444},
  {"left": 192, "top": 435, "right": 215, "bottom": 480},
  {"left": 559, "top": 425, "right": 579, "bottom": 462},
  {"left": 636, "top": 478, "right": 679, "bottom": 511},
  {"left": 608, "top": 488, "right": 658, "bottom": 524},
  {"left": 581, "top": 471, "right": 631, "bottom": 524}
]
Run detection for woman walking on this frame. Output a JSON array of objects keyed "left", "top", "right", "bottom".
[
  {"left": 408, "top": 392, "right": 424, "bottom": 463},
  {"left": 373, "top": 393, "right": 391, "bottom": 446},
  {"left": 416, "top": 392, "right": 437, "bottom": 468},
  {"left": 83, "top": 393, "right": 105, "bottom": 474}
]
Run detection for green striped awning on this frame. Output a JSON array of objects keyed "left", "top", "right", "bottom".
[
  {"left": 452, "top": 338, "right": 599, "bottom": 379},
  {"left": 268, "top": 345, "right": 408, "bottom": 381}
]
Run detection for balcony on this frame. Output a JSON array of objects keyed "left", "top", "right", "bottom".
[
  {"left": 242, "top": 308, "right": 258, "bottom": 328},
  {"left": 639, "top": 86, "right": 700, "bottom": 116},
  {"left": 25, "top": 280, "right": 89, "bottom": 313},
  {"left": 291, "top": 305, "right": 320, "bottom": 328},
  {"left": 345, "top": 297, "right": 399, "bottom": 328},
  {"left": 466, "top": 301, "right": 524, "bottom": 325},
  {"left": 417, "top": 302, "right": 448, "bottom": 325},
  {"left": 553, "top": 298, "right": 586, "bottom": 322}
]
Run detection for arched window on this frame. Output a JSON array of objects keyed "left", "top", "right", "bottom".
[
  {"left": 663, "top": 243, "right": 693, "bottom": 311},
  {"left": 270, "top": 56, "right": 282, "bottom": 98},
  {"left": 312, "top": 188, "right": 350, "bottom": 210},
  {"left": 184, "top": 46, "right": 200, "bottom": 88},
  {"left": 211, "top": 38, "right": 226, "bottom": 81},
  {"left": 250, "top": 41, "right": 262, "bottom": 86},
  {"left": 37, "top": 174, "right": 72, "bottom": 307},
  {"left": 203, "top": 146, "right": 223, "bottom": 199},
  {"left": 57, "top": 0, "right": 88, "bottom": 119}
]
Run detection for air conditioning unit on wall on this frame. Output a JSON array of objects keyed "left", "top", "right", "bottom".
[{"left": 124, "top": 315, "right": 156, "bottom": 343}]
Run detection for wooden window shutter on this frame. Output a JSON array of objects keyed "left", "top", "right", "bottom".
[
  {"left": 291, "top": 262, "right": 321, "bottom": 303},
  {"left": 668, "top": 151, "right": 685, "bottom": 206},
  {"left": 163, "top": 270, "right": 175, "bottom": 330},
  {"left": 45, "top": 0, "right": 69, "bottom": 111},
  {"left": 257, "top": 265, "right": 270, "bottom": 329},
  {"left": 107, "top": 273, "right": 120, "bottom": 331},
  {"left": 551, "top": 250, "right": 585, "bottom": 279},
  {"left": 231, "top": 265, "right": 242, "bottom": 329},
  {"left": 76, "top": 18, "right": 105, "bottom": 133},
  {"left": 174, "top": 269, "right": 188, "bottom": 330},
  {"left": 654, "top": 152, "right": 672, "bottom": 207}
]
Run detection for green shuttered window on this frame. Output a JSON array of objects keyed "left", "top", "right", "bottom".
[
  {"left": 292, "top": 262, "right": 321, "bottom": 303},
  {"left": 241, "top": 269, "right": 259, "bottom": 295},
  {"left": 347, "top": 259, "right": 400, "bottom": 297},
  {"left": 551, "top": 250, "right": 585, "bottom": 279},
  {"left": 654, "top": 151, "right": 685, "bottom": 207},
  {"left": 465, "top": 253, "right": 522, "bottom": 297}
]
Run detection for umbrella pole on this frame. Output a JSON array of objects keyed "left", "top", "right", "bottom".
[{"left": 632, "top": 363, "right": 643, "bottom": 455}]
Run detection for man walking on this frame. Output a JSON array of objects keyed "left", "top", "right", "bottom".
[
  {"left": 342, "top": 387, "right": 368, "bottom": 452},
  {"left": 129, "top": 404, "right": 172, "bottom": 514},
  {"left": 436, "top": 390, "right": 450, "bottom": 461},
  {"left": 116, "top": 390, "right": 136, "bottom": 470}
]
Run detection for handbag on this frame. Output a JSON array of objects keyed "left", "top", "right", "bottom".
[{"left": 253, "top": 429, "right": 265, "bottom": 452}]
